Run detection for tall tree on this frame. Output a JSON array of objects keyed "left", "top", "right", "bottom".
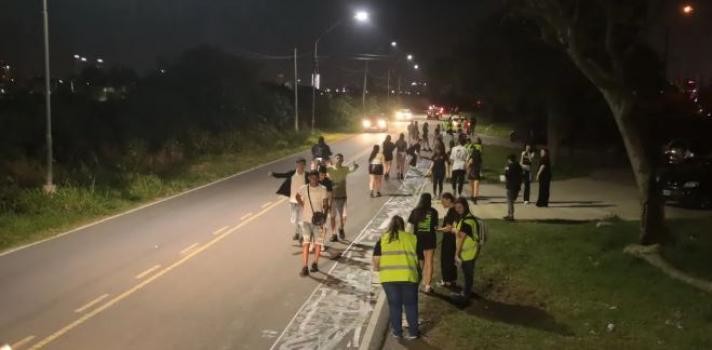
[{"left": 514, "top": 0, "right": 669, "bottom": 244}]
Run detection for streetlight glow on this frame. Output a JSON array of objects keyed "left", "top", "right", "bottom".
[
  {"left": 414, "top": 64, "right": 419, "bottom": 70},
  {"left": 73, "top": 54, "right": 80, "bottom": 59},
  {"left": 354, "top": 10, "right": 369, "bottom": 22},
  {"left": 407, "top": 54, "right": 413, "bottom": 61},
  {"left": 391, "top": 41, "right": 397, "bottom": 47},
  {"left": 682, "top": 4, "right": 694, "bottom": 14},
  {"left": 96, "top": 58, "right": 104, "bottom": 63},
  {"left": 80, "top": 57, "right": 87, "bottom": 62}
]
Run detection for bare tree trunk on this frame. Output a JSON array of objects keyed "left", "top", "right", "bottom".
[{"left": 602, "top": 91, "right": 668, "bottom": 244}]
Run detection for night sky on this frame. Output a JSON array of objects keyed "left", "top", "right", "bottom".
[{"left": 1, "top": 1, "right": 709, "bottom": 86}]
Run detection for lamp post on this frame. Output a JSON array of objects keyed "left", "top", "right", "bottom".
[
  {"left": 311, "top": 10, "right": 370, "bottom": 131},
  {"left": 664, "top": 3, "right": 695, "bottom": 82},
  {"left": 41, "top": 0, "right": 55, "bottom": 193}
]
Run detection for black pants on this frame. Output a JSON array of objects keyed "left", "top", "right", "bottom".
[
  {"left": 507, "top": 189, "right": 519, "bottom": 218},
  {"left": 461, "top": 259, "right": 475, "bottom": 297},
  {"left": 522, "top": 170, "right": 531, "bottom": 202},
  {"left": 537, "top": 177, "right": 550, "bottom": 206},
  {"left": 440, "top": 234, "right": 457, "bottom": 283},
  {"left": 451, "top": 169, "right": 466, "bottom": 196},
  {"left": 432, "top": 173, "right": 445, "bottom": 197}
]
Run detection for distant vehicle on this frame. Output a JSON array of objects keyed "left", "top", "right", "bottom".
[
  {"left": 394, "top": 108, "right": 413, "bottom": 121},
  {"left": 663, "top": 139, "right": 696, "bottom": 165},
  {"left": 660, "top": 157, "right": 712, "bottom": 209},
  {"left": 450, "top": 115, "right": 470, "bottom": 133},
  {"left": 427, "top": 105, "right": 445, "bottom": 120},
  {"left": 361, "top": 114, "right": 388, "bottom": 132}
]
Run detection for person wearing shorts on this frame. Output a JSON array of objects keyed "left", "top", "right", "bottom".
[
  {"left": 296, "top": 171, "right": 329, "bottom": 276},
  {"left": 269, "top": 158, "right": 308, "bottom": 241},
  {"left": 408, "top": 193, "right": 438, "bottom": 294},
  {"left": 327, "top": 153, "right": 359, "bottom": 241}
]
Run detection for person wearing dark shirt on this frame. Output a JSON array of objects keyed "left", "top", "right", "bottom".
[
  {"left": 428, "top": 148, "right": 448, "bottom": 198},
  {"left": 438, "top": 193, "right": 458, "bottom": 288},
  {"left": 382, "top": 135, "right": 396, "bottom": 180},
  {"left": 408, "top": 193, "right": 438, "bottom": 294},
  {"left": 451, "top": 197, "right": 480, "bottom": 302},
  {"left": 536, "top": 148, "right": 552, "bottom": 207},
  {"left": 311, "top": 136, "right": 333, "bottom": 170},
  {"left": 504, "top": 154, "right": 523, "bottom": 221},
  {"left": 395, "top": 133, "right": 408, "bottom": 180}
]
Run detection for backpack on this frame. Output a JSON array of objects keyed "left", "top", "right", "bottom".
[{"left": 474, "top": 217, "right": 487, "bottom": 247}]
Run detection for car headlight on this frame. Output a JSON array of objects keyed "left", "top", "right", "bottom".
[
  {"left": 362, "top": 119, "right": 372, "bottom": 127},
  {"left": 377, "top": 119, "right": 387, "bottom": 128},
  {"left": 683, "top": 181, "right": 700, "bottom": 188}
]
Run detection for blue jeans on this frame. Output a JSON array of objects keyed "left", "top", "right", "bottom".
[{"left": 382, "top": 282, "right": 419, "bottom": 337}]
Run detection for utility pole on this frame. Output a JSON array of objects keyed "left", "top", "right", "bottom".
[
  {"left": 397, "top": 75, "right": 401, "bottom": 95},
  {"left": 362, "top": 61, "right": 368, "bottom": 110},
  {"left": 42, "top": 0, "right": 55, "bottom": 194},
  {"left": 294, "top": 48, "right": 299, "bottom": 132},
  {"left": 311, "top": 41, "right": 318, "bottom": 132},
  {"left": 386, "top": 69, "right": 391, "bottom": 104}
]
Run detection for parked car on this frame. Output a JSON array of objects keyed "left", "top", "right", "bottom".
[
  {"left": 659, "top": 157, "right": 712, "bottom": 209},
  {"left": 426, "top": 105, "right": 444, "bottom": 120},
  {"left": 361, "top": 114, "right": 388, "bottom": 132}
]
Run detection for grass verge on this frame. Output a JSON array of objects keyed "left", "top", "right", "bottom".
[
  {"left": 417, "top": 218, "right": 712, "bottom": 350},
  {"left": 0, "top": 132, "right": 350, "bottom": 253},
  {"left": 479, "top": 144, "right": 596, "bottom": 183}
]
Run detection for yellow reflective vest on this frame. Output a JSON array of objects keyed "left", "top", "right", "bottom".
[
  {"left": 456, "top": 214, "right": 479, "bottom": 261},
  {"left": 378, "top": 230, "right": 419, "bottom": 283}
]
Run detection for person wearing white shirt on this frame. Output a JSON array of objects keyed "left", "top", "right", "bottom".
[
  {"left": 296, "top": 171, "right": 329, "bottom": 276},
  {"left": 449, "top": 136, "right": 468, "bottom": 196}
]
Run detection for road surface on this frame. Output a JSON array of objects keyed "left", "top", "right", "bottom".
[{"left": 0, "top": 120, "right": 423, "bottom": 350}]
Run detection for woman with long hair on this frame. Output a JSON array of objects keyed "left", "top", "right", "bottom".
[
  {"left": 368, "top": 145, "right": 385, "bottom": 197},
  {"left": 382, "top": 135, "right": 396, "bottom": 180},
  {"left": 408, "top": 193, "right": 438, "bottom": 294},
  {"left": 372, "top": 215, "right": 420, "bottom": 339},
  {"left": 536, "top": 148, "right": 552, "bottom": 207},
  {"left": 395, "top": 133, "right": 408, "bottom": 180}
]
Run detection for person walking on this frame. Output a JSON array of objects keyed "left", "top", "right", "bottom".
[
  {"left": 520, "top": 144, "right": 535, "bottom": 204},
  {"left": 408, "top": 193, "right": 438, "bottom": 294},
  {"left": 395, "top": 133, "right": 408, "bottom": 180},
  {"left": 422, "top": 122, "right": 431, "bottom": 152},
  {"left": 318, "top": 166, "right": 334, "bottom": 244},
  {"left": 467, "top": 141, "right": 483, "bottom": 204},
  {"left": 372, "top": 215, "right": 420, "bottom": 340},
  {"left": 327, "top": 153, "right": 359, "bottom": 241},
  {"left": 295, "top": 171, "right": 329, "bottom": 276},
  {"left": 269, "top": 158, "right": 308, "bottom": 241},
  {"left": 504, "top": 154, "right": 523, "bottom": 221},
  {"left": 437, "top": 193, "right": 458, "bottom": 288},
  {"left": 311, "top": 136, "right": 333, "bottom": 170},
  {"left": 382, "top": 135, "right": 396, "bottom": 180},
  {"left": 429, "top": 147, "right": 447, "bottom": 198},
  {"left": 451, "top": 197, "right": 481, "bottom": 302},
  {"left": 368, "top": 145, "right": 385, "bottom": 197},
  {"left": 536, "top": 148, "right": 552, "bottom": 207},
  {"left": 449, "top": 136, "right": 468, "bottom": 196}
]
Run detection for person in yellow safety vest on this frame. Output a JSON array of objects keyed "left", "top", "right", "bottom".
[
  {"left": 372, "top": 215, "right": 420, "bottom": 340},
  {"left": 450, "top": 197, "right": 480, "bottom": 302}
]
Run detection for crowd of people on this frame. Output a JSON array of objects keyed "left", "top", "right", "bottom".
[{"left": 268, "top": 119, "right": 552, "bottom": 339}]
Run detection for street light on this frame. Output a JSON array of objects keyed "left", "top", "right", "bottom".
[
  {"left": 682, "top": 4, "right": 694, "bottom": 15},
  {"left": 414, "top": 64, "right": 419, "bottom": 70},
  {"left": 41, "top": 0, "right": 55, "bottom": 193},
  {"left": 96, "top": 58, "right": 104, "bottom": 64},
  {"left": 311, "top": 10, "right": 370, "bottom": 131},
  {"left": 407, "top": 54, "right": 413, "bottom": 61},
  {"left": 73, "top": 54, "right": 80, "bottom": 59},
  {"left": 391, "top": 41, "right": 397, "bottom": 47},
  {"left": 80, "top": 57, "right": 87, "bottom": 62}
]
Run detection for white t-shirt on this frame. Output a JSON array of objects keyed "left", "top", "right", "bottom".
[
  {"left": 450, "top": 145, "right": 468, "bottom": 170},
  {"left": 290, "top": 171, "right": 306, "bottom": 203},
  {"left": 298, "top": 184, "right": 328, "bottom": 222},
  {"left": 370, "top": 153, "right": 385, "bottom": 165}
]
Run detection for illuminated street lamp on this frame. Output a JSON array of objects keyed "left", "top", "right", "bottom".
[
  {"left": 80, "top": 57, "right": 87, "bottom": 62},
  {"left": 73, "top": 54, "right": 80, "bottom": 59},
  {"left": 391, "top": 41, "right": 397, "bottom": 47},
  {"left": 414, "top": 64, "right": 419, "bottom": 70},
  {"left": 682, "top": 4, "right": 694, "bottom": 15},
  {"left": 96, "top": 58, "right": 104, "bottom": 64},
  {"left": 407, "top": 54, "right": 413, "bottom": 61},
  {"left": 311, "top": 10, "right": 370, "bottom": 131}
]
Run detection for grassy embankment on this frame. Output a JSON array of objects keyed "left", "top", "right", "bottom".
[
  {"left": 416, "top": 218, "right": 712, "bottom": 350},
  {"left": 0, "top": 132, "right": 349, "bottom": 252}
]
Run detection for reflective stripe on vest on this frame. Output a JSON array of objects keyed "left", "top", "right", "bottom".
[
  {"left": 379, "top": 231, "right": 419, "bottom": 283},
  {"left": 457, "top": 216, "right": 479, "bottom": 261}
]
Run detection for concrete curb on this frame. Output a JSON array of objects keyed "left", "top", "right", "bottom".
[{"left": 359, "top": 289, "right": 388, "bottom": 350}]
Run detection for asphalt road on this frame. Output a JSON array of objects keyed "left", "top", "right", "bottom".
[{"left": 0, "top": 120, "right": 419, "bottom": 350}]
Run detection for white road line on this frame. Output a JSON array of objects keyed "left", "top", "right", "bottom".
[
  {"left": 261, "top": 201, "right": 272, "bottom": 209},
  {"left": 240, "top": 212, "right": 254, "bottom": 221},
  {"left": 179, "top": 243, "right": 199, "bottom": 255},
  {"left": 212, "top": 225, "right": 230, "bottom": 236},
  {"left": 74, "top": 294, "right": 109, "bottom": 313},
  {"left": 135, "top": 264, "right": 161, "bottom": 279},
  {"left": 10, "top": 335, "right": 36, "bottom": 349}
]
